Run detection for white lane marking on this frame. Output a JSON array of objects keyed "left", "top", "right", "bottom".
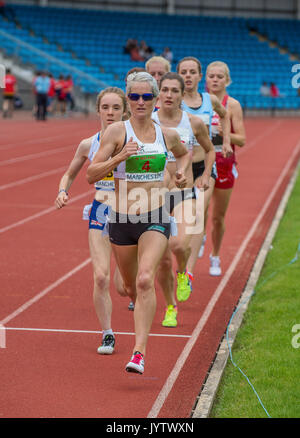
[
  {"left": 0, "top": 145, "right": 74, "bottom": 166},
  {"left": 0, "top": 325, "right": 6, "bottom": 348},
  {"left": 5, "top": 327, "right": 191, "bottom": 339},
  {"left": 0, "top": 189, "right": 94, "bottom": 234},
  {"left": 0, "top": 258, "right": 92, "bottom": 326},
  {"left": 0, "top": 166, "right": 66, "bottom": 191}
]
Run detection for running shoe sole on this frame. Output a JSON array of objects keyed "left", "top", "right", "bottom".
[
  {"left": 97, "top": 346, "right": 114, "bottom": 354},
  {"left": 125, "top": 363, "right": 144, "bottom": 374}
]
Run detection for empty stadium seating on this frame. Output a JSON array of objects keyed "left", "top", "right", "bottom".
[{"left": 1, "top": 3, "right": 299, "bottom": 109}]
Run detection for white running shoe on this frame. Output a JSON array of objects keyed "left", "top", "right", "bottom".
[
  {"left": 97, "top": 334, "right": 115, "bottom": 354},
  {"left": 209, "top": 255, "right": 222, "bottom": 276},
  {"left": 198, "top": 234, "right": 206, "bottom": 258}
]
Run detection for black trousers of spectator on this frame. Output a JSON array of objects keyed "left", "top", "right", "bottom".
[{"left": 36, "top": 93, "right": 48, "bottom": 120}]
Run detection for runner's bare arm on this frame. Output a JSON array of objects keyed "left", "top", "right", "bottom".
[
  {"left": 210, "top": 94, "right": 232, "bottom": 157},
  {"left": 55, "top": 137, "right": 92, "bottom": 208},
  {"left": 217, "top": 98, "right": 246, "bottom": 147},
  {"left": 86, "top": 122, "right": 138, "bottom": 184},
  {"left": 190, "top": 115, "right": 216, "bottom": 177},
  {"left": 228, "top": 98, "right": 246, "bottom": 147},
  {"left": 163, "top": 127, "right": 190, "bottom": 187}
]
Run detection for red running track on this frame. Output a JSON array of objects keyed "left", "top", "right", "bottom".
[{"left": 0, "top": 114, "right": 299, "bottom": 418}]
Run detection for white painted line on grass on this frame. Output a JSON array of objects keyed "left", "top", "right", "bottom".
[{"left": 147, "top": 141, "right": 300, "bottom": 418}]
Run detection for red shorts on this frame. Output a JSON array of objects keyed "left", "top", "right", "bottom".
[{"left": 214, "top": 152, "right": 238, "bottom": 190}]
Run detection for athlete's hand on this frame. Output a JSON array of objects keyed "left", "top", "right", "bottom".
[
  {"left": 55, "top": 191, "right": 69, "bottom": 209},
  {"left": 120, "top": 136, "right": 139, "bottom": 160},
  {"left": 222, "top": 142, "right": 233, "bottom": 158},
  {"left": 218, "top": 123, "right": 233, "bottom": 158},
  {"left": 195, "top": 173, "right": 210, "bottom": 191},
  {"left": 175, "top": 170, "right": 187, "bottom": 189}
]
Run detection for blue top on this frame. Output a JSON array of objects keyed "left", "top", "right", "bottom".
[
  {"left": 34, "top": 76, "right": 50, "bottom": 94},
  {"left": 181, "top": 92, "right": 213, "bottom": 138}
]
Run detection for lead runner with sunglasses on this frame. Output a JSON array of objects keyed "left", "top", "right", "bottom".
[{"left": 87, "top": 72, "right": 190, "bottom": 374}]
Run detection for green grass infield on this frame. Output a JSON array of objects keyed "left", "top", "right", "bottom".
[{"left": 210, "top": 165, "right": 300, "bottom": 418}]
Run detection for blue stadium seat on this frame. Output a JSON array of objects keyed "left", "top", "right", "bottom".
[{"left": 0, "top": 5, "right": 299, "bottom": 108}]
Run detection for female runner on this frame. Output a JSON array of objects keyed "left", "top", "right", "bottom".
[
  {"left": 86, "top": 72, "right": 190, "bottom": 374},
  {"left": 205, "top": 61, "right": 246, "bottom": 275},
  {"left": 153, "top": 72, "right": 215, "bottom": 326},
  {"left": 55, "top": 87, "right": 127, "bottom": 355},
  {"left": 145, "top": 55, "right": 171, "bottom": 109},
  {"left": 176, "top": 56, "right": 231, "bottom": 282}
]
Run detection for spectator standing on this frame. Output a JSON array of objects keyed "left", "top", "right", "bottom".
[
  {"left": 34, "top": 70, "right": 50, "bottom": 120},
  {"left": 47, "top": 73, "right": 56, "bottom": 115},
  {"left": 65, "top": 74, "right": 75, "bottom": 112},
  {"left": 31, "top": 70, "right": 40, "bottom": 118},
  {"left": 2, "top": 68, "right": 17, "bottom": 118}
]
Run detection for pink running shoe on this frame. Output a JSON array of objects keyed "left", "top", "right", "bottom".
[{"left": 125, "top": 351, "right": 145, "bottom": 374}]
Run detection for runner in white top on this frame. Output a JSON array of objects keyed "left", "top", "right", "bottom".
[
  {"left": 55, "top": 87, "right": 127, "bottom": 355},
  {"left": 153, "top": 72, "right": 215, "bottom": 326},
  {"left": 87, "top": 72, "right": 190, "bottom": 374}
]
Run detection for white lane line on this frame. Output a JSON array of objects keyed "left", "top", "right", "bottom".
[
  {"left": 0, "top": 324, "right": 5, "bottom": 348},
  {"left": 5, "top": 327, "right": 191, "bottom": 339},
  {"left": 0, "top": 189, "right": 94, "bottom": 234},
  {"left": 0, "top": 145, "right": 74, "bottom": 166},
  {"left": 0, "top": 127, "right": 93, "bottom": 151},
  {"left": 0, "top": 166, "right": 67, "bottom": 191},
  {"left": 0, "top": 258, "right": 92, "bottom": 326},
  {"left": 147, "top": 140, "right": 300, "bottom": 418}
]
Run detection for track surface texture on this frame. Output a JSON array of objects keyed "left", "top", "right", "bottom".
[{"left": 1, "top": 114, "right": 299, "bottom": 418}]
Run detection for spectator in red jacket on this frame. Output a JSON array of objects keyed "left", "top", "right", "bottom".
[
  {"left": 65, "top": 74, "right": 75, "bottom": 111},
  {"left": 2, "top": 68, "right": 17, "bottom": 118}
]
